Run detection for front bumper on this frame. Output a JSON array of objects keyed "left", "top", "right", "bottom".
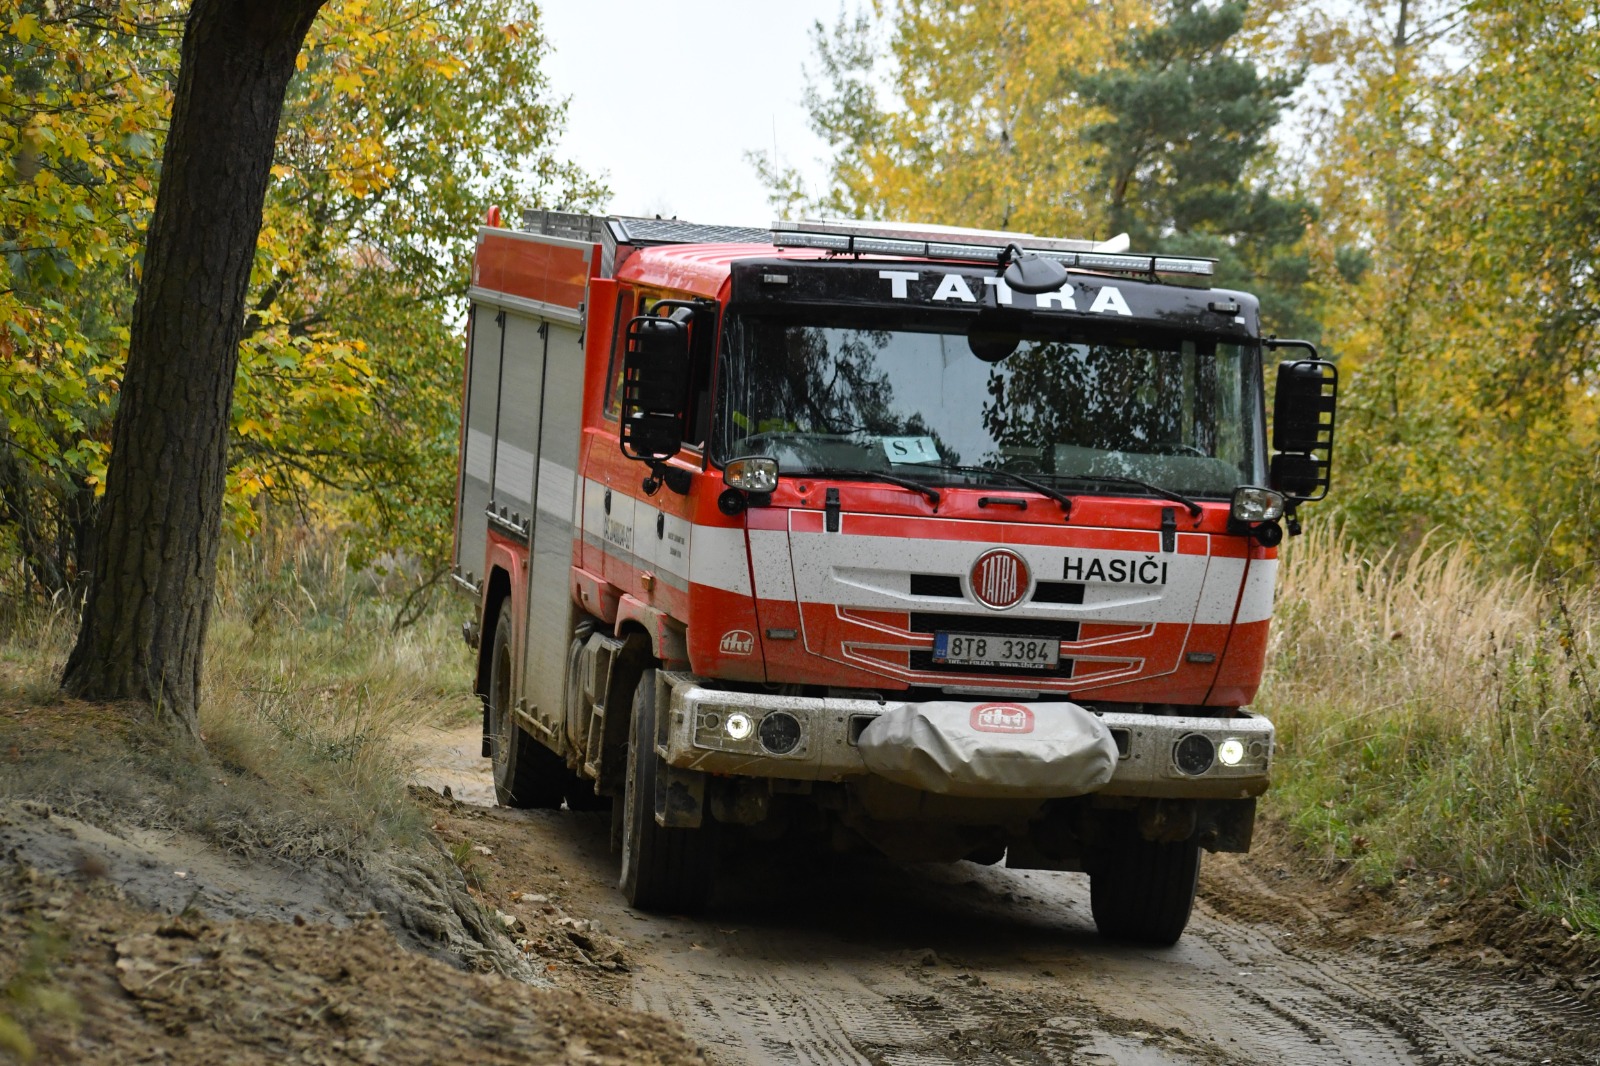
[{"left": 659, "top": 673, "right": 1273, "bottom": 800}]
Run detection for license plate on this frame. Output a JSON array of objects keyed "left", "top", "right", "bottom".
[{"left": 932, "top": 632, "right": 1061, "bottom": 670}]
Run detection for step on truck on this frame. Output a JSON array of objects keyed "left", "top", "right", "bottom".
[{"left": 452, "top": 212, "right": 1336, "bottom": 945}]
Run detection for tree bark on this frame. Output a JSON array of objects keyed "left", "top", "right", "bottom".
[{"left": 61, "top": 0, "right": 327, "bottom": 738}]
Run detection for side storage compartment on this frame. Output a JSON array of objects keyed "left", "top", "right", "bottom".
[
  {"left": 459, "top": 226, "right": 598, "bottom": 799},
  {"left": 452, "top": 302, "right": 503, "bottom": 591}
]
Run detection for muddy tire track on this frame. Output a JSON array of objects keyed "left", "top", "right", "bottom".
[{"left": 418, "top": 733, "right": 1598, "bottom": 1065}]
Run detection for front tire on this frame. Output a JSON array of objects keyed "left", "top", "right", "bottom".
[
  {"left": 1089, "top": 837, "right": 1201, "bottom": 946},
  {"left": 486, "top": 600, "right": 566, "bottom": 809},
  {"left": 619, "top": 668, "right": 715, "bottom": 912}
]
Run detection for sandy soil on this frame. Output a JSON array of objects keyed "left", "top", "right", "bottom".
[
  {"left": 0, "top": 703, "right": 704, "bottom": 1066},
  {"left": 8, "top": 709, "right": 1598, "bottom": 1065},
  {"left": 418, "top": 724, "right": 1600, "bottom": 1066}
]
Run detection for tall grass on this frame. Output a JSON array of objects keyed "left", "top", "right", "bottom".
[
  {"left": 1260, "top": 526, "right": 1600, "bottom": 929},
  {"left": 0, "top": 523, "right": 480, "bottom": 863}
]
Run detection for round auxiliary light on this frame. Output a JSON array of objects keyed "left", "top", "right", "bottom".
[
  {"left": 1217, "top": 738, "right": 1246, "bottom": 767},
  {"left": 725, "top": 712, "right": 754, "bottom": 742},
  {"left": 757, "top": 711, "right": 802, "bottom": 755},
  {"left": 1174, "top": 733, "right": 1216, "bottom": 776}
]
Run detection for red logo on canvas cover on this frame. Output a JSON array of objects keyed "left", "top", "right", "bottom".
[
  {"left": 971, "top": 703, "right": 1035, "bottom": 734},
  {"left": 969, "top": 548, "right": 1029, "bottom": 610}
]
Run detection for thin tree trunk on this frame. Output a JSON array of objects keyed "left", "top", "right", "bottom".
[{"left": 61, "top": 0, "right": 327, "bottom": 738}]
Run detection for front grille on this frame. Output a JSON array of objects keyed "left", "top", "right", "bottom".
[
  {"left": 910, "top": 573, "right": 963, "bottom": 598},
  {"left": 909, "top": 612, "right": 1080, "bottom": 642},
  {"left": 1032, "top": 581, "right": 1085, "bottom": 604}
]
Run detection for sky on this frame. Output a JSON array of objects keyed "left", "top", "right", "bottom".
[{"left": 538, "top": 1, "right": 837, "bottom": 228}]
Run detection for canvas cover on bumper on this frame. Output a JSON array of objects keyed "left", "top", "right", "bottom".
[{"left": 856, "top": 701, "right": 1119, "bottom": 798}]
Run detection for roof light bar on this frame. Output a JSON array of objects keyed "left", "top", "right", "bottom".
[{"left": 771, "top": 217, "right": 1215, "bottom": 278}]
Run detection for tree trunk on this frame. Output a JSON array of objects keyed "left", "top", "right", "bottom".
[{"left": 61, "top": 0, "right": 327, "bottom": 738}]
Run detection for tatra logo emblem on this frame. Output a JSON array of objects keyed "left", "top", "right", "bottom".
[
  {"left": 719, "top": 630, "right": 755, "bottom": 656},
  {"left": 969, "top": 548, "right": 1029, "bottom": 610},
  {"left": 971, "top": 703, "right": 1035, "bottom": 734}
]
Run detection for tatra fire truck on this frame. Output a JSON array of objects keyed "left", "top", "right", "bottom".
[{"left": 452, "top": 212, "right": 1335, "bottom": 945}]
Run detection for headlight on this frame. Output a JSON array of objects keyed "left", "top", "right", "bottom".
[
  {"left": 723, "top": 456, "right": 780, "bottom": 494},
  {"left": 1231, "top": 485, "right": 1285, "bottom": 523}
]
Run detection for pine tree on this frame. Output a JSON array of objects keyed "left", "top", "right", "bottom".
[{"left": 1074, "top": 0, "right": 1315, "bottom": 335}]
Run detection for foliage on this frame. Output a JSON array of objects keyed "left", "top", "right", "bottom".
[
  {"left": 1260, "top": 526, "right": 1600, "bottom": 932},
  {"left": 0, "top": 1, "right": 180, "bottom": 596},
  {"left": 2, "top": 519, "right": 477, "bottom": 860},
  {"left": 1072, "top": 0, "right": 1316, "bottom": 336},
  {"left": 242, "top": 0, "right": 603, "bottom": 574},
  {"left": 0, "top": 0, "right": 603, "bottom": 601},
  {"left": 770, "top": 0, "right": 1315, "bottom": 335},
  {"left": 1303, "top": 0, "right": 1600, "bottom": 574},
  {"left": 756, "top": 0, "right": 1147, "bottom": 234}
]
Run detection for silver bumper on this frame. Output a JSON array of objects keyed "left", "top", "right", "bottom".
[{"left": 660, "top": 675, "right": 1273, "bottom": 800}]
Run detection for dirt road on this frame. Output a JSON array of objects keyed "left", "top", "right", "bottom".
[{"left": 415, "top": 724, "right": 1600, "bottom": 1066}]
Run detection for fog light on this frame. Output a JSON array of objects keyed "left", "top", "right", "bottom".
[
  {"left": 1217, "top": 738, "right": 1245, "bottom": 766},
  {"left": 1174, "top": 733, "right": 1216, "bottom": 775},
  {"left": 757, "top": 711, "right": 802, "bottom": 755},
  {"left": 725, "top": 712, "right": 754, "bottom": 741}
]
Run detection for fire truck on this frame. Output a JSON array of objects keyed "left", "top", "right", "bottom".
[{"left": 452, "top": 211, "right": 1335, "bottom": 945}]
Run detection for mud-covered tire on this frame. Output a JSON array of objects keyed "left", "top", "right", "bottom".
[
  {"left": 620, "top": 668, "right": 715, "bottom": 912},
  {"left": 486, "top": 601, "right": 566, "bottom": 809},
  {"left": 1089, "top": 837, "right": 1201, "bottom": 946}
]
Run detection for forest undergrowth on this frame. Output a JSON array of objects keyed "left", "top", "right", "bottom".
[
  {"left": 0, "top": 525, "right": 479, "bottom": 865},
  {"left": 1260, "top": 526, "right": 1600, "bottom": 933}
]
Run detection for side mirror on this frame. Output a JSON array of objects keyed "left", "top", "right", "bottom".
[
  {"left": 1268, "top": 348, "right": 1337, "bottom": 503},
  {"left": 620, "top": 309, "right": 692, "bottom": 463}
]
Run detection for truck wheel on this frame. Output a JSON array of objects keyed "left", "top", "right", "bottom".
[
  {"left": 486, "top": 600, "right": 566, "bottom": 809},
  {"left": 1089, "top": 838, "right": 1201, "bottom": 946},
  {"left": 620, "top": 668, "right": 715, "bottom": 912}
]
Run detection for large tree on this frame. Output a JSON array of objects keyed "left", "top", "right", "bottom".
[{"left": 60, "top": 0, "right": 328, "bottom": 737}]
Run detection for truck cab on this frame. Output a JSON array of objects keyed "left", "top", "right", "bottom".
[{"left": 454, "top": 214, "right": 1336, "bottom": 944}]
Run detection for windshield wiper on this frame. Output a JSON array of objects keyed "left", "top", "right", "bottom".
[
  {"left": 912, "top": 464, "right": 1073, "bottom": 516},
  {"left": 1057, "top": 473, "right": 1202, "bottom": 519},
  {"left": 809, "top": 468, "right": 941, "bottom": 505}
]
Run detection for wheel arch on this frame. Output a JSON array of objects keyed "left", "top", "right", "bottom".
[{"left": 477, "top": 567, "right": 514, "bottom": 753}]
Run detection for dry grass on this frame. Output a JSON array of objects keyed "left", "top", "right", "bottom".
[
  {"left": 0, "top": 524, "right": 479, "bottom": 864},
  {"left": 1260, "top": 525, "right": 1600, "bottom": 929}
]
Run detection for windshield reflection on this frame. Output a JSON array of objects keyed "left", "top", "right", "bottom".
[{"left": 714, "top": 315, "right": 1264, "bottom": 498}]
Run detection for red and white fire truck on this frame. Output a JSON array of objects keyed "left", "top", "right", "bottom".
[{"left": 452, "top": 212, "right": 1335, "bottom": 944}]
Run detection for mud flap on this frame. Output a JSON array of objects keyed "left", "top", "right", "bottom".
[
  {"left": 651, "top": 671, "right": 704, "bottom": 828},
  {"left": 655, "top": 762, "right": 705, "bottom": 828}
]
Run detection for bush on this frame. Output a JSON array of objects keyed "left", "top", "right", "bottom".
[{"left": 1260, "top": 526, "right": 1600, "bottom": 930}]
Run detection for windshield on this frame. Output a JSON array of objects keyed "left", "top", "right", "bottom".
[{"left": 713, "top": 313, "right": 1265, "bottom": 497}]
